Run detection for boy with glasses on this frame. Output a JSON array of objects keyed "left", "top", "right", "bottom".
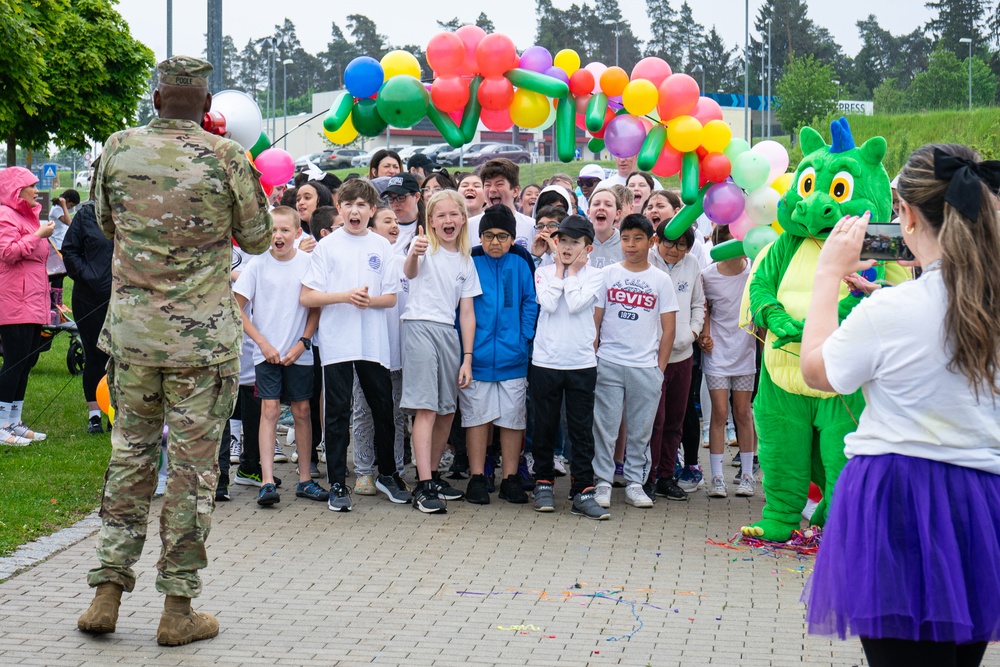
[{"left": 381, "top": 173, "right": 422, "bottom": 254}]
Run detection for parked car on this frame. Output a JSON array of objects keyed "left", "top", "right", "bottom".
[
  {"left": 418, "top": 143, "right": 450, "bottom": 164},
  {"left": 319, "top": 148, "right": 365, "bottom": 169},
  {"left": 437, "top": 143, "right": 494, "bottom": 167},
  {"left": 397, "top": 145, "right": 426, "bottom": 161},
  {"left": 74, "top": 171, "right": 91, "bottom": 188},
  {"left": 439, "top": 143, "right": 531, "bottom": 167},
  {"left": 351, "top": 146, "right": 405, "bottom": 169},
  {"left": 294, "top": 152, "right": 326, "bottom": 171}
]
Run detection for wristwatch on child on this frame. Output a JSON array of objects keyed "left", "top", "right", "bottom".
[{"left": 299, "top": 337, "right": 312, "bottom": 350}]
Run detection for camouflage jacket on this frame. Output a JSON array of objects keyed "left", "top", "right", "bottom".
[{"left": 96, "top": 118, "right": 272, "bottom": 367}]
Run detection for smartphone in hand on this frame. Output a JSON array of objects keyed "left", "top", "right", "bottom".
[{"left": 860, "top": 223, "right": 914, "bottom": 261}]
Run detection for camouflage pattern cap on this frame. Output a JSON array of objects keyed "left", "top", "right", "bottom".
[{"left": 157, "top": 55, "right": 212, "bottom": 87}]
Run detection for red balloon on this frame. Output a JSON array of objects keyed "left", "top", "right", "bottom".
[
  {"left": 657, "top": 73, "right": 700, "bottom": 120},
  {"left": 652, "top": 142, "right": 683, "bottom": 178},
  {"left": 696, "top": 146, "right": 708, "bottom": 159},
  {"left": 480, "top": 107, "right": 513, "bottom": 132},
  {"left": 569, "top": 69, "right": 595, "bottom": 97},
  {"left": 431, "top": 76, "right": 470, "bottom": 113},
  {"left": 455, "top": 25, "right": 486, "bottom": 76},
  {"left": 574, "top": 93, "right": 592, "bottom": 115},
  {"left": 478, "top": 75, "right": 514, "bottom": 110},
  {"left": 448, "top": 108, "right": 463, "bottom": 125},
  {"left": 426, "top": 32, "right": 465, "bottom": 77},
  {"left": 630, "top": 57, "right": 673, "bottom": 88},
  {"left": 476, "top": 33, "right": 516, "bottom": 78},
  {"left": 691, "top": 96, "right": 724, "bottom": 124},
  {"left": 262, "top": 183, "right": 274, "bottom": 196},
  {"left": 701, "top": 152, "right": 732, "bottom": 183}
]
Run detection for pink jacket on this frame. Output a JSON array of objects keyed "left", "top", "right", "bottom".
[{"left": 0, "top": 167, "right": 49, "bottom": 325}]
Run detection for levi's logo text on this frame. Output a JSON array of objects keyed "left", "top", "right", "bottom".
[{"left": 607, "top": 277, "right": 657, "bottom": 320}]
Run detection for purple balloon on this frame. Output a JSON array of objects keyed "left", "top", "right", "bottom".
[
  {"left": 520, "top": 46, "right": 553, "bottom": 73},
  {"left": 604, "top": 115, "right": 647, "bottom": 159},
  {"left": 703, "top": 182, "right": 746, "bottom": 225},
  {"left": 543, "top": 66, "right": 569, "bottom": 84}
]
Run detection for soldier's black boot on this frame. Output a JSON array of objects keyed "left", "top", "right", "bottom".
[{"left": 78, "top": 582, "right": 123, "bottom": 633}]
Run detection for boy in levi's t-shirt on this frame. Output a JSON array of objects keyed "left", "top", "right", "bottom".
[{"left": 592, "top": 214, "right": 679, "bottom": 511}]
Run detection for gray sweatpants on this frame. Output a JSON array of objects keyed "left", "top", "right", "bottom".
[
  {"left": 592, "top": 358, "right": 663, "bottom": 486},
  {"left": 352, "top": 369, "right": 405, "bottom": 477}
]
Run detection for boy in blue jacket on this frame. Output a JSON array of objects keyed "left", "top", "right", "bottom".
[{"left": 460, "top": 205, "right": 539, "bottom": 505}]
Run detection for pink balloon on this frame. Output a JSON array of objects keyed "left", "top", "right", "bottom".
[
  {"left": 652, "top": 142, "right": 683, "bottom": 178},
  {"left": 448, "top": 108, "right": 463, "bottom": 125},
  {"left": 691, "top": 97, "right": 724, "bottom": 124},
  {"left": 255, "top": 148, "right": 294, "bottom": 186},
  {"left": 729, "top": 211, "right": 755, "bottom": 241},
  {"left": 657, "top": 74, "right": 700, "bottom": 120},
  {"left": 751, "top": 140, "right": 790, "bottom": 184},
  {"left": 584, "top": 62, "right": 607, "bottom": 94},
  {"left": 455, "top": 25, "right": 486, "bottom": 77},
  {"left": 630, "top": 57, "right": 672, "bottom": 88},
  {"left": 480, "top": 107, "right": 513, "bottom": 132},
  {"left": 574, "top": 93, "right": 592, "bottom": 115}
]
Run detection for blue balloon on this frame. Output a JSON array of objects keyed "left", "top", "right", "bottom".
[{"left": 344, "top": 57, "right": 384, "bottom": 99}]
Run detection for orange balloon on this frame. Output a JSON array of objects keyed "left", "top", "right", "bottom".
[
  {"left": 96, "top": 375, "right": 111, "bottom": 415},
  {"left": 599, "top": 66, "right": 629, "bottom": 97}
]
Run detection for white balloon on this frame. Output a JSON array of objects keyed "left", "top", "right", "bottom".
[
  {"left": 210, "top": 90, "right": 262, "bottom": 150},
  {"left": 745, "top": 186, "right": 781, "bottom": 226}
]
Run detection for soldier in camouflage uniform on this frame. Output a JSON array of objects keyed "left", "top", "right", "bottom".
[{"left": 77, "top": 56, "right": 272, "bottom": 646}]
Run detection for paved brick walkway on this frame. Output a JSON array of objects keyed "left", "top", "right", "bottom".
[{"left": 0, "top": 459, "right": 874, "bottom": 666}]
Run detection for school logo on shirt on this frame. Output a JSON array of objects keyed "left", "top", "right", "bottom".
[
  {"left": 367, "top": 253, "right": 381, "bottom": 271},
  {"left": 676, "top": 280, "right": 689, "bottom": 293},
  {"left": 400, "top": 276, "right": 410, "bottom": 293},
  {"left": 607, "top": 277, "right": 657, "bottom": 320}
]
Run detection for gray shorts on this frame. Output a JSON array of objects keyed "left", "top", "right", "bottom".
[
  {"left": 400, "top": 320, "right": 461, "bottom": 415},
  {"left": 459, "top": 377, "right": 528, "bottom": 429},
  {"left": 705, "top": 373, "right": 756, "bottom": 392}
]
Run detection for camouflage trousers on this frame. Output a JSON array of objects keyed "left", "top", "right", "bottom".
[{"left": 87, "top": 357, "right": 239, "bottom": 597}]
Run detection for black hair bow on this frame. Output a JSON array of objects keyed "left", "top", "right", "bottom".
[{"left": 933, "top": 147, "right": 1000, "bottom": 222}]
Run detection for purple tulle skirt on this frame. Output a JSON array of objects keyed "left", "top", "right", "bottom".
[{"left": 805, "top": 454, "right": 1000, "bottom": 643}]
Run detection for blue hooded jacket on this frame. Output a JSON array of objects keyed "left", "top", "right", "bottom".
[{"left": 469, "top": 248, "right": 538, "bottom": 381}]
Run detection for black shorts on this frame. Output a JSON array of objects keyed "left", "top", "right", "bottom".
[{"left": 254, "top": 362, "right": 314, "bottom": 402}]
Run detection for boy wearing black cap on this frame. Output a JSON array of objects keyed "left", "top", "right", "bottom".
[
  {"left": 530, "top": 215, "right": 609, "bottom": 518},
  {"left": 461, "top": 204, "right": 539, "bottom": 504},
  {"left": 407, "top": 153, "right": 436, "bottom": 180}
]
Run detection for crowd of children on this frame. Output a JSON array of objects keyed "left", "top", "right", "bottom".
[{"left": 223, "top": 157, "right": 759, "bottom": 519}]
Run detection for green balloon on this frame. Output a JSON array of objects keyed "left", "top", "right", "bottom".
[
  {"left": 323, "top": 92, "right": 354, "bottom": 132},
  {"left": 637, "top": 125, "right": 665, "bottom": 172},
  {"left": 710, "top": 239, "right": 746, "bottom": 262},
  {"left": 723, "top": 137, "right": 750, "bottom": 162},
  {"left": 680, "top": 151, "right": 700, "bottom": 205},
  {"left": 460, "top": 76, "right": 483, "bottom": 144},
  {"left": 743, "top": 225, "right": 779, "bottom": 260},
  {"left": 249, "top": 131, "right": 271, "bottom": 159},
  {"left": 376, "top": 76, "right": 429, "bottom": 129},
  {"left": 663, "top": 184, "right": 710, "bottom": 240},
  {"left": 505, "top": 68, "right": 569, "bottom": 99},
  {"left": 427, "top": 105, "right": 465, "bottom": 148},
  {"left": 352, "top": 99, "right": 388, "bottom": 137},
  {"left": 588, "top": 138, "right": 605, "bottom": 154},
  {"left": 731, "top": 152, "right": 770, "bottom": 191},
  {"left": 586, "top": 93, "right": 609, "bottom": 133},
  {"left": 556, "top": 95, "right": 576, "bottom": 163}
]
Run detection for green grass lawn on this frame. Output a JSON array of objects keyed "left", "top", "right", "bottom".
[{"left": 0, "top": 279, "right": 111, "bottom": 557}]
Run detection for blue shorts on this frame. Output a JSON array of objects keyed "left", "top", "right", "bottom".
[{"left": 254, "top": 362, "right": 314, "bottom": 402}]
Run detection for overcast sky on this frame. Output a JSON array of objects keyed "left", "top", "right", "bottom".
[{"left": 117, "top": 0, "right": 935, "bottom": 66}]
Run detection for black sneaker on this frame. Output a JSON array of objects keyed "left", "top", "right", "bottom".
[
  {"left": 430, "top": 472, "right": 464, "bottom": 501},
  {"left": 215, "top": 482, "right": 230, "bottom": 502},
  {"left": 327, "top": 483, "right": 352, "bottom": 511},
  {"left": 295, "top": 479, "right": 329, "bottom": 501},
  {"left": 532, "top": 482, "right": 555, "bottom": 512},
  {"left": 571, "top": 488, "right": 611, "bottom": 520},
  {"left": 655, "top": 478, "right": 688, "bottom": 501},
  {"left": 498, "top": 474, "right": 528, "bottom": 504},
  {"left": 447, "top": 449, "right": 470, "bottom": 479},
  {"left": 376, "top": 474, "right": 413, "bottom": 504},
  {"left": 643, "top": 480, "right": 657, "bottom": 503},
  {"left": 87, "top": 415, "right": 104, "bottom": 434},
  {"left": 465, "top": 474, "right": 490, "bottom": 505},
  {"left": 412, "top": 481, "right": 447, "bottom": 514},
  {"left": 257, "top": 483, "right": 279, "bottom": 506}
]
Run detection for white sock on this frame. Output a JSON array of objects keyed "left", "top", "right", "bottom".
[
  {"left": 0, "top": 402, "right": 11, "bottom": 428},
  {"left": 230, "top": 419, "right": 242, "bottom": 441},
  {"left": 740, "top": 451, "right": 755, "bottom": 479},
  {"left": 710, "top": 454, "right": 724, "bottom": 481},
  {"left": 89, "top": 409, "right": 102, "bottom": 419},
  {"left": 10, "top": 401, "right": 23, "bottom": 425}
]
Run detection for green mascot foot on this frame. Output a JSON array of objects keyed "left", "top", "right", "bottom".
[
  {"left": 809, "top": 498, "right": 829, "bottom": 527},
  {"left": 740, "top": 519, "right": 797, "bottom": 543}
]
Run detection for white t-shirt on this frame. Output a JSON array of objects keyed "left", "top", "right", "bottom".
[
  {"left": 386, "top": 253, "right": 407, "bottom": 371},
  {"left": 233, "top": 250, "right": 314, "bottom": 367},
  {"left": 394, "top": 220, "right": 418, "bottom": 255},
  {"left": 301, "top": 228, "right": 399, "bottom": 367},
  {"left": 231, "top": 245, "right": 258, "bottom": 385},
  {"left": 467, "top": 210, "right": 535, "bottom": 252},
  {"left": 533, "top": 263, "right": 605, "bottom": 370},
  {"left": 823, "top": 270, "right": 1000, "bottom": 474},
  {"left": 596, "top": 263, "right": 679, "bottom": 368},
  {"left": 401, "top": 247, "right": 482, "bottom": 325},
  {"left": 49, "top": 204, "right": 74, "bottom": 250},
  {"left": 701, "top": 261, "right": 756, "bottom": 377}
]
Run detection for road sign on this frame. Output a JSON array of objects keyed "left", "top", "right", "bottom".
[
  {"left": 40, "top": 163, "right": 57, "bottom": 190},
  {"left": 84, "top": 152, "right": 92, "bottom": 162}
]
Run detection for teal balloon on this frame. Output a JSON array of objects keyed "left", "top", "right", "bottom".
[
  {"left": 376, "top": 76, "right": 429, "bottom": 128},
  {"left": 730, "top": 151, "right": 770, "bottom": 191},
  {"left": 723, "top": 138, "right": 750, "bottom": 162},
  {"left": 352, "top": 99, "right": 388, "bottom": 137},
  {"left": 743, "top": 225, "right": 779, "bottom": 260}
]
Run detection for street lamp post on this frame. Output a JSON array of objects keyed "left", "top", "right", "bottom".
[
  {"left": 744, "top": 0, "right": 749, "bottom": 141},
  {"left": 766, "top": 18, "right": 772, "bottom": 139},
  {"left": 692, "top": 64, "right": 704, "bottom": 94},
  {"left": 282, "top": 59, "right": 293, "bottom": 149},
  {"left": 960, "top": 37, "right": 972, "bottom": 110},
  {"left": 602, "top": 19, "right": 619, "bottom": 67}
]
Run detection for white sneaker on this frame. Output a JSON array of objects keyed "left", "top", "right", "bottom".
[
  {"left": 274, "top": 441, "right": 289, "bottom": 463},
  {"left": 593, "top": 484, "right": 612, "bottom": 508},
  {"left": 701, "top": 423, "right": 710, "bottom": 448},
  {"left": 736, "top": 474, "right": 756, "bottom": 497},
  {"left": 287, "top": 426, "right": 298, "bottom": 462},
  {"left": 524, "top": 452, "right": 535, "bottom": 475},
  {"left": 725, "top": 424, "right": 737, "bottom": 446},
  {"left": 318, "top": 440, "right": 326, "bottom": 464},
  {"left": 10, "top": 422, "right": 45, "bottom": 441},
  {"left": 553, "top": 456, "right": 567, "bottom": 477},
  {"left": 708, "top": 475, "right": 727, "bottom": 498},
  {"left": 154, "top": 474, "right": 167, "bottom": 497},
  {"left": 438, "top": 448, "right": 455, "bottom": 471},
  {"left": 625, "top": 484, "right": 653, "bottom": 508},
  {"left": 0, "top": 426, "right": 31, "bottom": 446},
  {"left": 229, "top": 436, "right": 242, "bottom": 464}
]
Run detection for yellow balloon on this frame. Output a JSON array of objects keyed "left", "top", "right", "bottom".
[
  {"left": 666, "top": 115, "right": 703, "bottom": 153},
  {"left": 771, "top": 220, "right": 784, "bottom": 234},
  {"left": 107, "top": 405, "right": 115, "bottom": 424},
  {"left": 622, "top": 80, "right": 658, "bottom": 117},
  {"left": 324, "top": 114, "right": 358, "bottom": 145},
  {"left": 380, "top": 50, "right": 421, "bottom": 80},
  {"left": 701, "top": 119, "right": 733, "bottom": 154},
  {"left": 770, "top": 172, "right": 794, "bottom": 195},
  {"left": 553, "top": 49, "right": 581, "bottom": 76},
  {"left": 510, "top": 88, "right": 551, "bottom": 129}
]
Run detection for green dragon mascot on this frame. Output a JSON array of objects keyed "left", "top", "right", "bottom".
[{"left": 739, "top": 117, "right": 908, "bottom": 542}]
